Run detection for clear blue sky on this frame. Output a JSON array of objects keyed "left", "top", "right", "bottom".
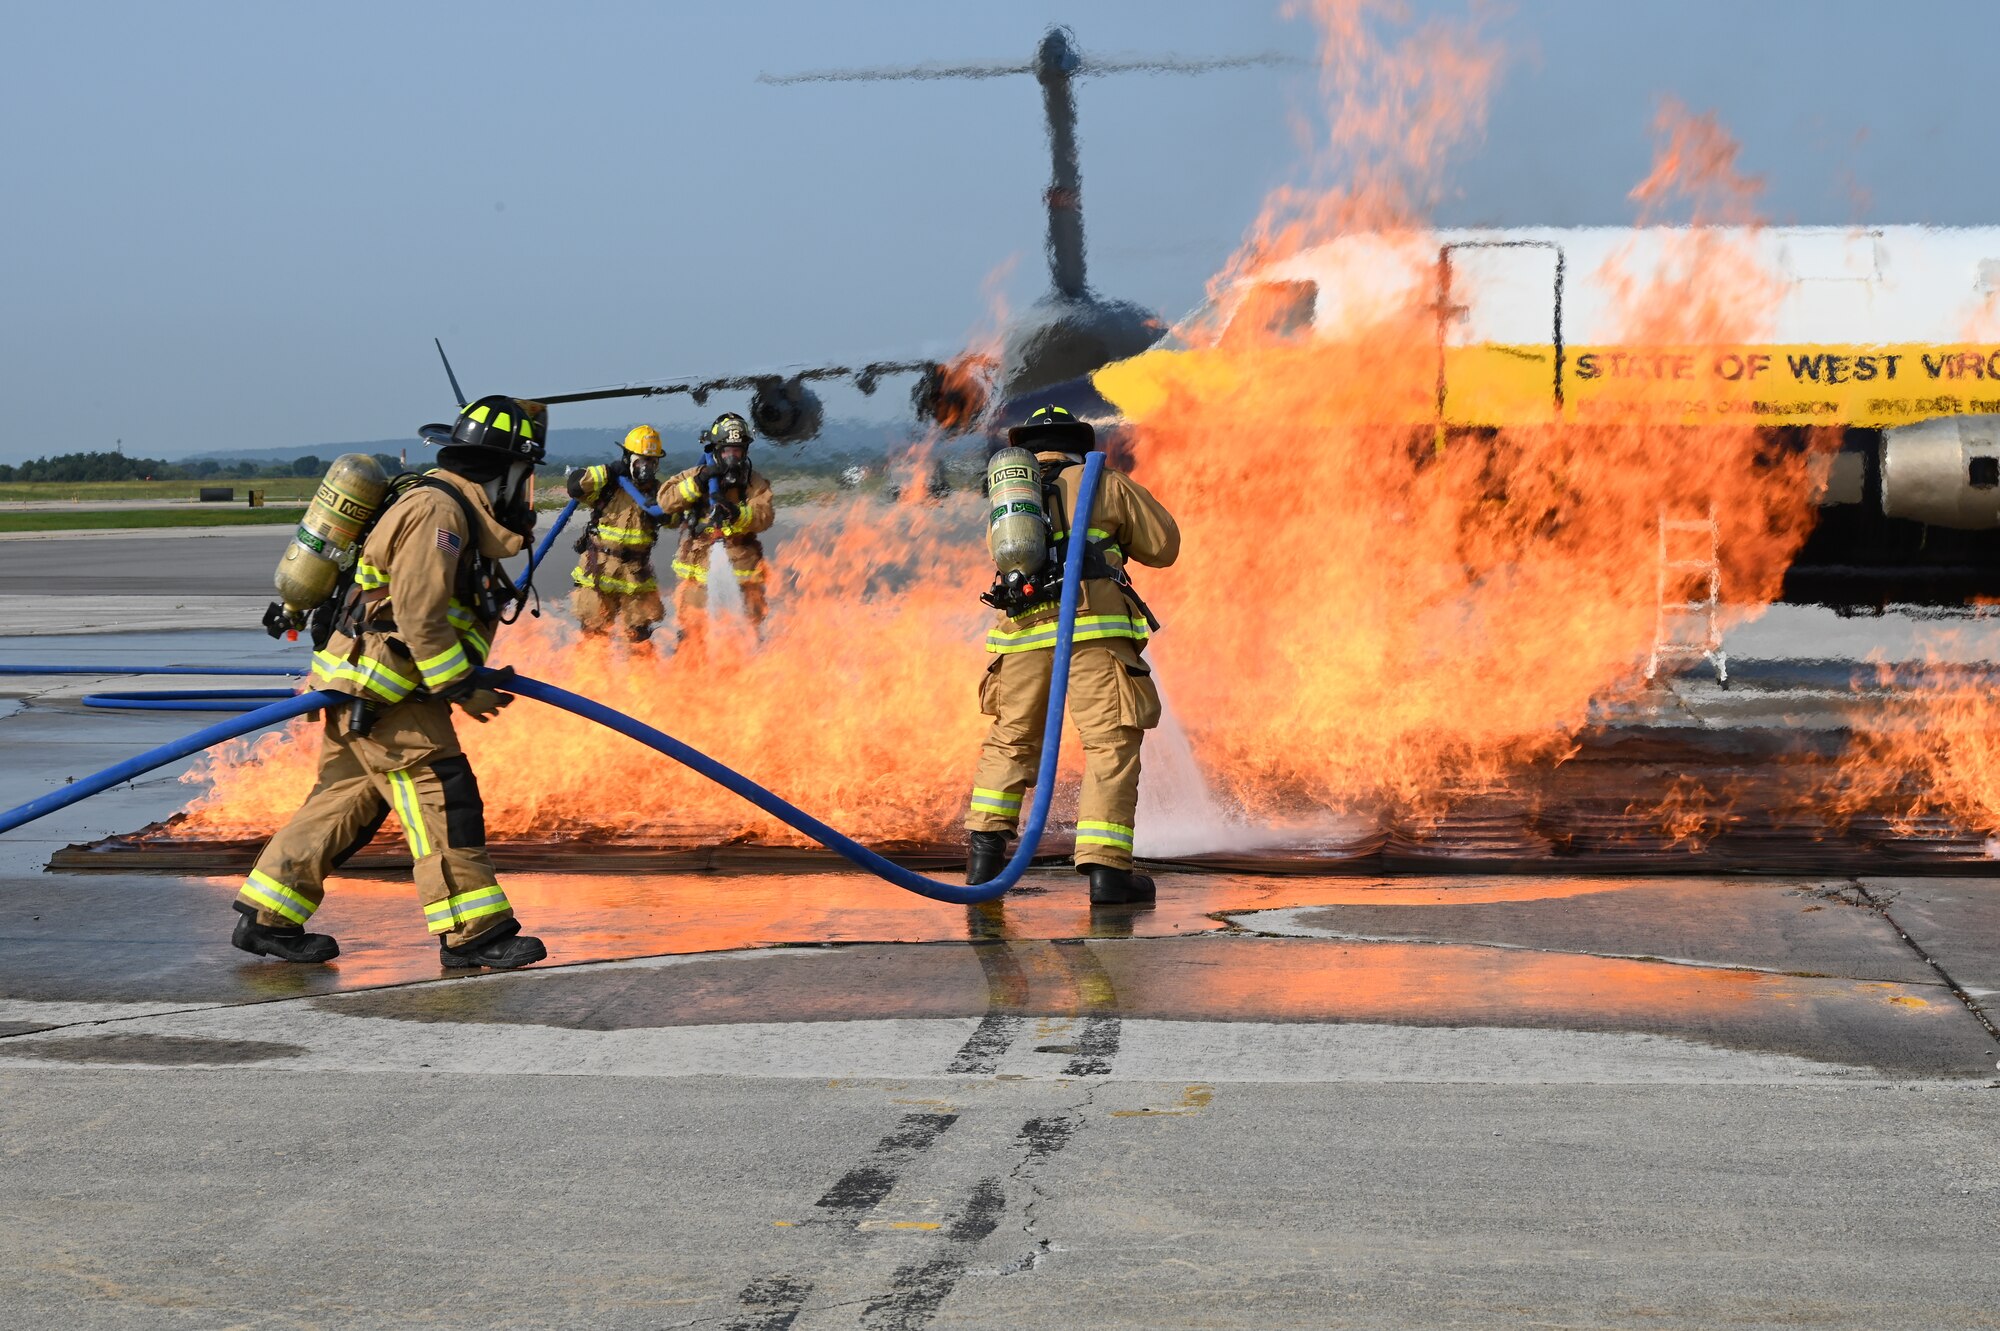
[{"left": 3, "top": 0, "right": 1995, "bottom": 462}]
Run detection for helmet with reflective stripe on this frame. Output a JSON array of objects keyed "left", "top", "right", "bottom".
[
  {"left": 418, "top": 395, "right": 548, "bottom": 464},
  {"left": 622, "top": 424, "right": 664, "bottom": 459},
  {"left": 1006, "top": 403, "right": 1094, "bottom": 453},
  {"left": 703, "top": 412, "right": 752, "bottom": 453}
]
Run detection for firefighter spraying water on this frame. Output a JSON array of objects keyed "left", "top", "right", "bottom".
[
  {"left": 663, "top": 413, "right": 776, "bottom": 655},
  {"left": 568, "top": 424, "right": 673, "bottom": 644},
  {"left": 964, "top": 404, "right": 1180, "bottom": 905}
]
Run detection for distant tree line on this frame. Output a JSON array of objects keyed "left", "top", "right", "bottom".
[
  {"left": 3, "top": 446, "right": 944, "bottom": 489},
  {"left": 0, "top": 450, "right": 392, "bottom": 483}
]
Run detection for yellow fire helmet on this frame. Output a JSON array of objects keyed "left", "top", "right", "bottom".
[{"left": 622, "top": 424, "right": 664, "bottom": 459}]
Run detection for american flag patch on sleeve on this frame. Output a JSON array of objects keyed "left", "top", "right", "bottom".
[{"left": 436, "top": 527, "right": 463, "bottom": 553}]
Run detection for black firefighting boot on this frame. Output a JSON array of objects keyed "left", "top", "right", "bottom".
[
  {"left": 439, "top": 918, "right": 548, "bottom": 971},
  {"left": 1083, "top": 864, "right": 1157, "bottom": 906},
  {"left": 966, "top": 831, "right": 1010, "bottom": 886},
  {"left": 231, "top": 901, "right": 339, "bottom": 964}
]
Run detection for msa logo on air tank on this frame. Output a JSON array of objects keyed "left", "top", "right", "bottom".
[{"left": 313, "top": 482, "right": 377, "bottom": 526}]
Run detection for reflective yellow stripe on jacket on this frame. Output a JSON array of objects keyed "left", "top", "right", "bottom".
[
  {"left": 349, "top": 570, "right": 489, "bottom": 669},
  {"left": 445, "top": 600, "right": 490, "bottom": 659},
  {"left": 1050, "top": 527, "right": 1123, "bottom": 561},
  {"left": 414, "top": 640, "right": 471, "bottom": 690},
  {"left": 985, "top": 612, "right": 1150, "bottom": 655},
  {"left": 594, "top": 523, "right": 653, "bottom": 547},
  {"left": 715, "top": 506, "right": 759, "bottom": 538},
  {"left": 310, "top": 650, "right": 417, "bottom": 703}
]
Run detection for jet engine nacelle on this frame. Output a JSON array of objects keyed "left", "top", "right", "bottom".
[
  {"left": 749, "top": 377, "right": 824, "bottom": 444},
  {"left": 1881, "top": 415, "right": 2000, "bottom": 530},
  {"left": 911, "top": 357, "right": 993, "bottom": 436}
]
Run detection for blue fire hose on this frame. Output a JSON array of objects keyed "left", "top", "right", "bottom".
[
  {"left": 83, "top": 689, "right": 300, "bottom": 712},
  {"left": 618, "top": 474, "right": 669, "bottom": 518},
  {"left": 0, "top": 665, "right": 299, "bottom": 677},
  {"left": 520, "top": 497, "right": 579, "bottom": 587},
  {"left": 0, "top": 456, "right": 1108, "bottom": 905}
]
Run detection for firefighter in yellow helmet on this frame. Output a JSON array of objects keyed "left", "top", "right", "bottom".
[
  {"left": 231, "top": 396, "right": 548, "bottom": 969},
  {"left": 568, "top": 424, "right": 671, "bottom": 642},
  {"left": 660, "top": 412, "right": 776, "bottom": 652},
  {"left": 963, "top": 405, "right": 1180, "bottom": 905}
]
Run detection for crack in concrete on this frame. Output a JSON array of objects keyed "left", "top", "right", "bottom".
[
  {"left": 988, "top": 1073, "right": 1103, "bottom": 1286},
  {"left": 1850, "top": 879, "right": 2000, "bottom": 1048}
]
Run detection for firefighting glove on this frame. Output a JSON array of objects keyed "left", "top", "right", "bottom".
[
  {"left": 440, "top": 665, "right": 516, "bottom": 723},
  {"left": 694, "top": 461, "right": 722, "bottom": 484}
]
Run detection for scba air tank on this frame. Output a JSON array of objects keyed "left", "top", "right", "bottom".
[
  {"left": 985, "top": 446, "right": 1048, "bottom": 576},
  {"left": 273, "top": 454, "right": 392, "bottom": 613}
]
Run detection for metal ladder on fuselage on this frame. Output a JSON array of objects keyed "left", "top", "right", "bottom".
[{"left": 1645, "top": 505, "right": 1726, "bottom": 685}]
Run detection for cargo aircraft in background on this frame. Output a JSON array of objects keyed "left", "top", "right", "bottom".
[{"left": 479, "top": 26, "right": 1293, "bottom": 447}]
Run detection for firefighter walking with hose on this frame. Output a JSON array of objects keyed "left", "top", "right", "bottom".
[
  {"left": 963, "top": 405, "right": 1180, "bottom": 905},
  {"left": 232, "top": 396, "right": 550, "bottom": 970}
]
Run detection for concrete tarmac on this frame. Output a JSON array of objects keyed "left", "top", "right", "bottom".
[{"left": 3, "top": 627, "right": 2000, "bottom": 1327}]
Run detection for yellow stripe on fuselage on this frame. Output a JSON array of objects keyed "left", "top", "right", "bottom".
[{"left": 1097, "top": 341, "right": 2000, "bottom": 431}]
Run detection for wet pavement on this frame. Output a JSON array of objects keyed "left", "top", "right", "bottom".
[{"left": 5, "top": 629, "right": 2000, "bottom": 1327}]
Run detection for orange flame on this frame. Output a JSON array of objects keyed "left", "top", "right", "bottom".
[
  {"left": 1100, "top": 9, "right": 1823, "bottom": 823},
  {"left": 1817, "top": 643, "right": 2000, "bottom": 842},
  {"left": 179, "top": 3, "right": 1837, "bottom": 852}
]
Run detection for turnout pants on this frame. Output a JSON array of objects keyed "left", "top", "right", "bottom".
[
  {"left": 236, "top": 697, "right": 517, "bottom": 947},
  {"left": 573, "top": 584, "right": 666, "bottom": 642},
  {"left": 963, "top": 640, "right": 1162, "bottom": 871}
]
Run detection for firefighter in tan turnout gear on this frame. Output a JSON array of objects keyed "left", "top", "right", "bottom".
[
  {"left": 662, "top": 412, "right": 776, "bottom": 651},
  {"left": 964, "top": 404, "right": 1180, "bottom": 905},
  {"left": 568, "top": 423, "right": 671, "bottom": 642},
  {"left": 232, "top": 395, "right": 548, "bottom": 970}
]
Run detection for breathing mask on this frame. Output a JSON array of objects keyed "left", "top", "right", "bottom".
[
  {"left": 710, "top": 444, "right": 750, "bottom": 491},
  {"left": 471, "top": 458, "right": 537, "bottom": 536}
]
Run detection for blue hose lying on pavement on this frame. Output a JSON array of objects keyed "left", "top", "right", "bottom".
[
  {"left": 0, "top": 689, "right": 341, "bottom": 836},
  {"left": 0, "top": 457, "right": 1106, "bottom": 905},
  {"left": 0, "top": 665, "right": 299, "bottom": 676},
  {"left": 83, "top": 689, "right": 299, "bottom": 712},
  {"left": 0, "top": 666, "right": 307, "bottom": 713}
]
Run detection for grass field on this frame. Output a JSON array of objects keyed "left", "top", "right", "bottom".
[
  {"left": 0, "top": 508, "right": 304, "bottom": 533},
  {"left": 0, "top": 478, "right": 322, "bottom": 503}
]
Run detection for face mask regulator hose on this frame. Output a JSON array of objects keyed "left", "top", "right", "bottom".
[{"left": 0, "top": 458, "right": 1106, "bottom": 906}]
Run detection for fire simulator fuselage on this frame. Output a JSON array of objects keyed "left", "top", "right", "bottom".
[{"left": 1092, "top": 225, "right": 2000, "bottom": 607}]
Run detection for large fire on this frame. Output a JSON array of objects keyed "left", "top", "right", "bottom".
[{"left": 179, "top": 1, "right": 1918, "bottom": 852}]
